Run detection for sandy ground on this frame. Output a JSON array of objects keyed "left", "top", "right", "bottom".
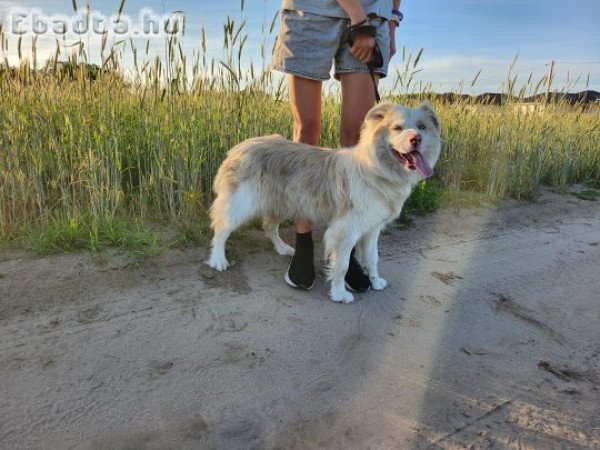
[{"left": 1, "top": 188, "right": 599, "bottom": 449}]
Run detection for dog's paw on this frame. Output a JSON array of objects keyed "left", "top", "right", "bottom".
[
  {"left": 206, "top": 255, "right": 230, "bottom": 271},
  {"left": 274, "top": 243, "right": 295, "bottom": 256},
  {"left": 370, "top": 276, "right": 388, "bottom": 291},
  {"left": 330, "top": 287, "right": 354, "bottom": 304}
]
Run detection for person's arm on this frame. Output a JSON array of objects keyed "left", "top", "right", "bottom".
[
  {"left": 389, "top": 0, "right": 401, "bottom": 59},
  {"left": 335, "top": 0, "right": 373, "bottom": 64}
]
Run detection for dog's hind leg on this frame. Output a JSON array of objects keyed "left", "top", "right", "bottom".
[
  {"left": 207, "top": 182, "right": 258, "bottom": 271},
  {"left": 324, "top": 219, "right": 360, "bottom": 304},
  {"left": 207, "top": 193, "right": 234, "bottom": 271},
  {"left": 263, "top": 217, "right": 294, "bottom": 256}
]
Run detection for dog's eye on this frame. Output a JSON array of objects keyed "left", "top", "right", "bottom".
[
  {"left": 393, "top": 125, "right": 403, "bottom": 131},
  {"left": 417, "top": 123, "right": 427, "bottom": 130}
]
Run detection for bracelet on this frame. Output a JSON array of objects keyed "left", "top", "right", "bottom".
[
  {"left": 349, "top": 12, "right": 381, "bottom": 30},
  {"left": 349, "top": 18, "right": 369, "bottom": 30}
]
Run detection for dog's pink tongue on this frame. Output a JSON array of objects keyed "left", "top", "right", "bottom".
[{"left": 412, "top": 151, "right": 433, "bottom": 178}]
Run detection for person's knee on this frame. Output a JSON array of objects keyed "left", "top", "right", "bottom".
[{"left": 294, "top": 118, "right": 320, "bottom": 145}]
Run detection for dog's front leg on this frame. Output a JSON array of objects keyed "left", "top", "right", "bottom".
[
  {"left": 324, "top": 222, "right": 359, "bottom": 304},
  {"left": 360, "top": 227, "right": 387, "bottom": 291}
]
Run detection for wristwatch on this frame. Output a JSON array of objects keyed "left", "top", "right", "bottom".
[{"left": 390, "top": 9, "right": 403, "bottom": 26}]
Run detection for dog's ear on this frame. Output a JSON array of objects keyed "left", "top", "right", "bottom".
[
  {"left": 419, "top": 100, "right": 440, "bottom": 132},
  {"left": 365, "top": 101, "right": 395, "bottom": 122}
]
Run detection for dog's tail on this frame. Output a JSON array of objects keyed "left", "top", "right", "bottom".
[{"left": 210, "top": 150, "right": 245, "bottom": 231}]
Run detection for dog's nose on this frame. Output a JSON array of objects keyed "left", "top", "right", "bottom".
[{"left": 409, "top": 133, "right": 422, "bottom": 147}]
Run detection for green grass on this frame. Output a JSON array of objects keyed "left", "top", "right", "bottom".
[
  {"left": 401, "top": 180, "right": 445, "bottom": 218},
  {"left": 25, "top": 214, "right": 161, "bottom": 258},
  {"left": 0, "top": 6, "right": 599, "bottom": 255},
  {"left": 571, "top": 189, "right": 600, "bottom": 201},
  {"left": 584, "top": 179, "right": 600, "bottom": 190}
]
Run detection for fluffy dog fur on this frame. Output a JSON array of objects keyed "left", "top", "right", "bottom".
[{"left": 207, "top": 101, "right": 442, "bottom": 303}]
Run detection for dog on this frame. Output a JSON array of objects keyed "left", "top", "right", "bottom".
[{"left": 206, "top": 101, "right": 442, "bottom": 303}]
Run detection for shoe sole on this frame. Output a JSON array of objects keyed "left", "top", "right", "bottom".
[
  {"left": 284, "top": 274, "right": 367, "bottom": 292},
  {"left": 284, "top": 270, "right": 315, "bottom": 290}
]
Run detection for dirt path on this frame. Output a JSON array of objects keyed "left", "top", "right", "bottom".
[{"left": 1, "top": 189, "right": 599, "bottom": 449}]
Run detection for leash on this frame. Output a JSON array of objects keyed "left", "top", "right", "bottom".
[{"left": 368, "top": 54, "right": 382, "bottom": 103}]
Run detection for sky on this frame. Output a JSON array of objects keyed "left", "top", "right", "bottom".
[{"left": 1, "top": 0, "right": 599, "bottom": 94}]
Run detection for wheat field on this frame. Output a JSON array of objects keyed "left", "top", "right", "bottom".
[{"left": 0, "top": 8, "right": 598, "bottom": 253}]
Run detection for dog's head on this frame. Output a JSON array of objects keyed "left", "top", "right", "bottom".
[{"left": 360, "top": 101, "right": 441, "bottom": 180}]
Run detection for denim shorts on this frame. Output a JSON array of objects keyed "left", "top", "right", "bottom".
[{"left": 271, "top": 9, "right": 390, "bottom": 81}]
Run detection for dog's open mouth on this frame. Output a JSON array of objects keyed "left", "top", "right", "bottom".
[{"left": 391, "top": 148, "right": 433, "bottom": 178}]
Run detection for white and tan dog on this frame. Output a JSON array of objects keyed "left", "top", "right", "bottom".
[{"left": 207, "top": 101, "right": 442, "bottom": 303}]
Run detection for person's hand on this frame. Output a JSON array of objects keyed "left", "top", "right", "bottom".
[
  {"left": 350, "top": 34, "right": 375, "bottom": 64},
  {"left": 389, "top": 21, "right": 397, "bottom": 59}
]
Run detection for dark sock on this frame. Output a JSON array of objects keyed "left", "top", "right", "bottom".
[
  {"left": 286, "top": 231, "right": 315, "bottom": 289},
  {"left": 345, "top": 249, "right": 371, "bottom": 292}
]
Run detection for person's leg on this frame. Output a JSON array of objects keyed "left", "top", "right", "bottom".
[
  {"left": 270, "top": 9, "right": 345, "bottom": 290},
  {"left": 289, "top": 74, "right": 322, "bottom": 233},
  {"left": 338, "top": 72, "right": 379, "bottom": 291},
  {"left": 285, "top": 75, "right": 322, "bottom": 289},
  {"left": 339, "top": 72, "right": 378, "bottom": 147},
  {"left": 289, "top": 75, "right": 322, "bottom": 146}
]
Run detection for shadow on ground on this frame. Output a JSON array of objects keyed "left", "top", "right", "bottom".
[{"left": 0, "top": 189, "right": 598, "bottom": 449}]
